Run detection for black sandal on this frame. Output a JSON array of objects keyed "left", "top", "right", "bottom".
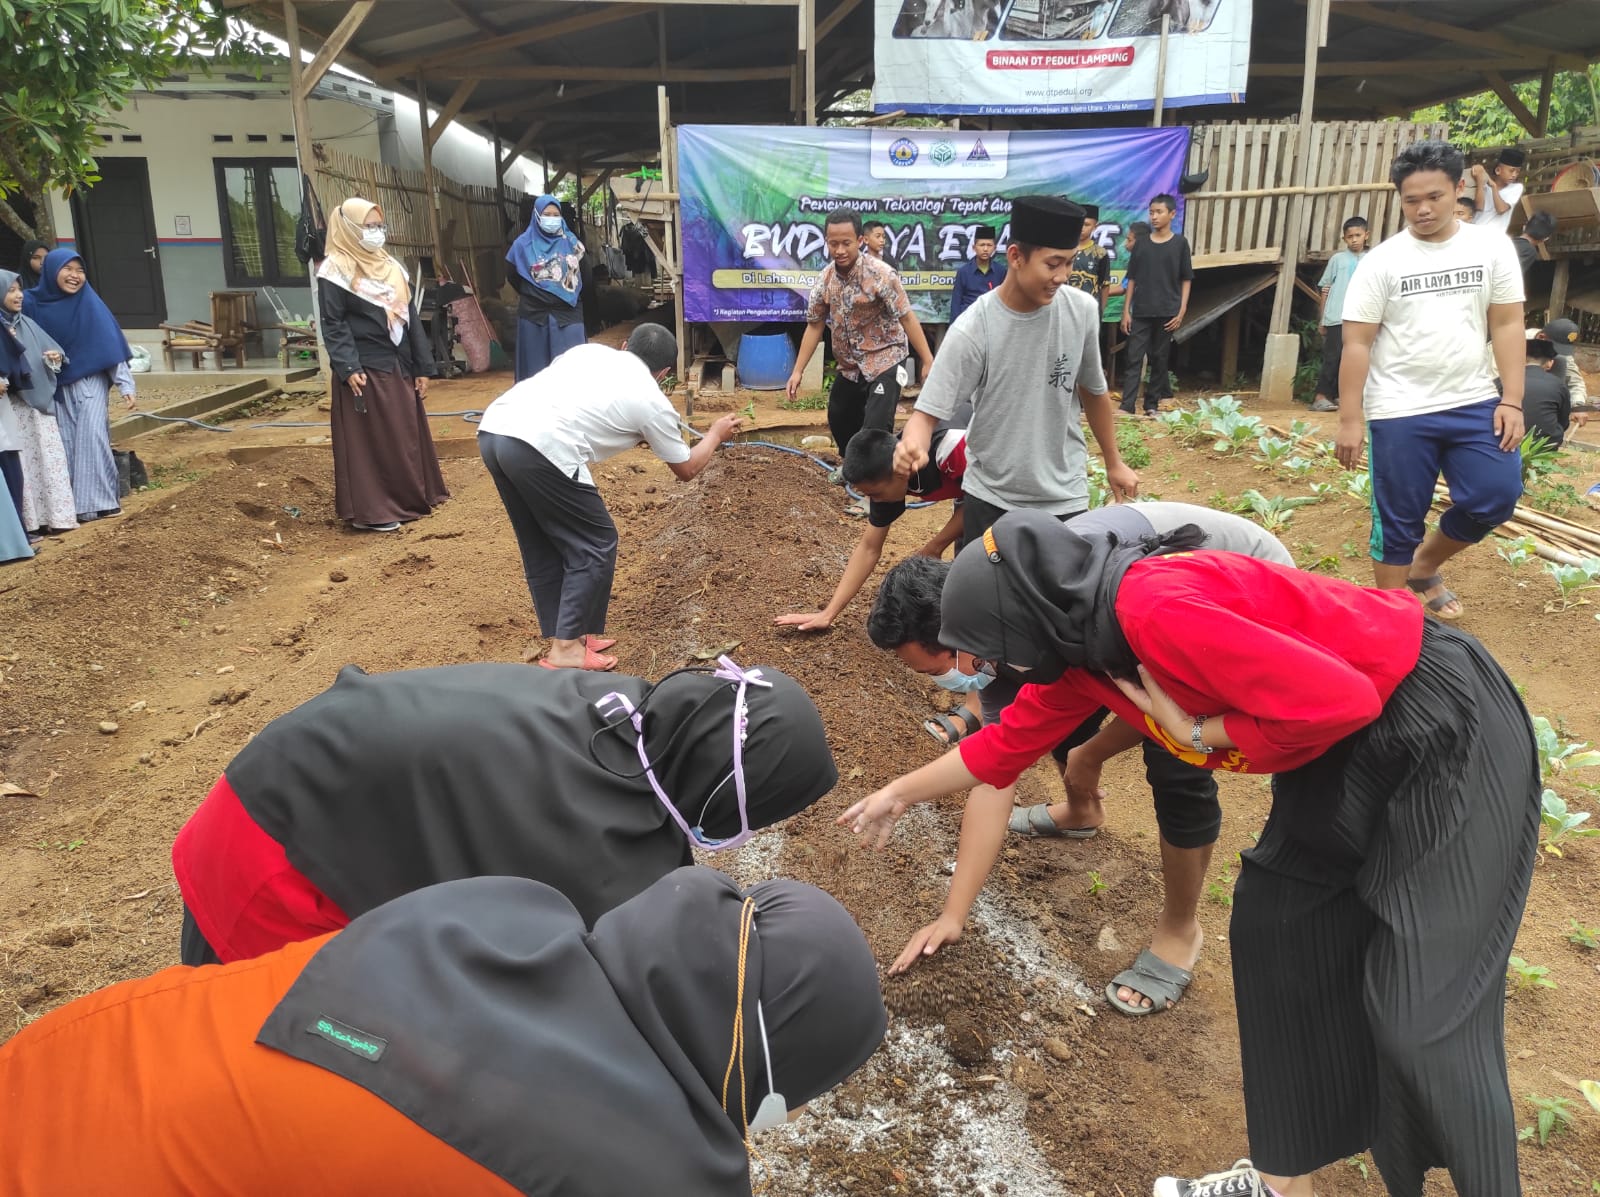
[{"left": 923, "top": 707, "right": 982, "bottom": 745}]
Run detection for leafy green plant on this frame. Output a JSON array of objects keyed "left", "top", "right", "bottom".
[
  {"left": 1282, "top": 455, "right": 1316, "bottom": 478},
  {"left": 1115, "top": 420, "right": 1151, "bottom": 469},
  {"left": 1528, "top": 479, "right": 1585, "bottom": 516},
  {"left": 1506, "top": 955, "right": 1557, "bottom": 994},
  {"left": 1252, "top": 435, "right": 1295, "bottom": 468},
  {"left": 742, "top": 399, "right": 758, "bottom": 422},
  {"left": 1210, "top": 412, "right": 1265, "bottom": 454},
  {"left": 1543, "top": 557, "right": 1600, "bottom": 611},
  {"left": 1086, "top": 870, "right": 1107, "bottom": 897},
  {"left": 1519, "top": 429, "right": 1563, "bottom": 485},
  {"left": 1521, "top": 1094, "right": 1574, "bottom": 1146},
  {"left": 1496, "top": 536, "right": 1538, "bottom": 568},
  {"left": 1205, "top": 866, "right": 1235, "bottom": 907},
  {"left": 1288, "top": 418, "right": 1313, "bottom": 440},
  {"left": 1567, "top": 920, "right": 1599, "bottom": 950},
  {"left": 1540, "top": 790, "right": 1600, "bottom": 856},
  {"left": 1239, "top": 489, "right": 1317, "bottom": 533},
  {"left": 1344, "top": 1156, "right": 1370, "bottom": 1180},
  {"left": 1532, "top": 715, "right": 1600, "bottom": 778},
  {"left": 777, "top": 394, "right": 828, "bottom": 411}
]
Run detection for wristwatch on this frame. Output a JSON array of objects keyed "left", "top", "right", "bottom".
[{"left": 1190, "top": 715, "right": 1214, "bottom": 755}]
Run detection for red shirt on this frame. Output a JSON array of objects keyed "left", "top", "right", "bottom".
[
  {"left": 959, "top": 552, "right": 1424, "bottom": 783},
  {"left": 171, "top": 775, "right": 350, "bottom": 962}
]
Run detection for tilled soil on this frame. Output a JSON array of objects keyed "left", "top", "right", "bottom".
[{"left": 1, "top": 384, "right": 1598, "bottom": 1195}]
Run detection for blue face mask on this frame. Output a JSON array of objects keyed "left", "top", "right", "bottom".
[
  {"left": 931, "top": 667, "right": 991, "bottom": 693},
  {"left": 538, "top": 215, "right": 563, "bottom": 235}
]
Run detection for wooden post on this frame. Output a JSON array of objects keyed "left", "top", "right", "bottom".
[
  {"left": 1151, "top": 14, "right": 1171, "bottom": 127},
  {"left": 416, "top": 69, "right": 446, "bottom": 269},
  {"left": 659, "top": 86, "right": 688, "bottom": 396},
  {"left": 491, "top": 116, "right": 506, "bottom": 217},
  {"left": 1550, "top": 257, "right": 1571, "bottom": 318},
  {"left": 800, "top": 0, "right": 816, "bottom": 126},
  {"left": 1221, "top": 306, "right": 1242, "bottom": 384},
  {"left": 283, "top": 0, "right": 317, "bottom": 185},
  {"left": 1269, "top": 0, "right": 1324, "bottom": 335}
]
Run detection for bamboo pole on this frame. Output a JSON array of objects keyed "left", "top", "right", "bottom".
[{"left": 1151, "top": 14, "right": 1171, "bottom": 127}]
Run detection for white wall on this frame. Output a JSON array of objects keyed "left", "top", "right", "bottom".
[{"left": 389, "top": 93, "right": 545, "bottom": 195}]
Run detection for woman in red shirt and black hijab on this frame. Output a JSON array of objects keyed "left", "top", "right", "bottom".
[{"left": 842, "top": 510, "right": 1540, "bottom": 1197}]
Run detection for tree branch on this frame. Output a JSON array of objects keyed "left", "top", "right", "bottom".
[{"left": 0, "top": 198, "right": 38, "bottom": 242}]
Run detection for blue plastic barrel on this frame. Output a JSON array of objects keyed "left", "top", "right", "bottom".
[{"left": 736, "top": 330, "right": 798, "bottom": 390}]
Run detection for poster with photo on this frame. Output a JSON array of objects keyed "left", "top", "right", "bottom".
[{"left": 873, "top": 0, "right": 1250, "bottom": 115}]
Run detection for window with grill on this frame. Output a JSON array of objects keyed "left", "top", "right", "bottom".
[{"left": 214, "top": 158, "right": 302, "bottom": 288}]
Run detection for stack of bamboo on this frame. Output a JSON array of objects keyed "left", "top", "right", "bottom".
[{"left": 1264, "top": 425, "right": 1600, "bottom": 565}]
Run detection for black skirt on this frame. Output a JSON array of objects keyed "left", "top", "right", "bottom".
[
  {"left": 1229, "top": 620, "right": 1539, "bottom": 1194},
  {"left": 329, "top": 366, "right": 449, "bottom": 525}
]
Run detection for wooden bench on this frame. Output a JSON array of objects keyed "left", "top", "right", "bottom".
[{"left": 158, "top": 292, "right": 251, "bottom": 370}]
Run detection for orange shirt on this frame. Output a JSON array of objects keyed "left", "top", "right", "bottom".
[{"left": 0, "top": 936, "right": 521, "bottom": 1197}]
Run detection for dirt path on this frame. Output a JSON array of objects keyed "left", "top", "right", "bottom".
[{"left": 2, "top": 380, "right": 1598, "bottom": 1195}]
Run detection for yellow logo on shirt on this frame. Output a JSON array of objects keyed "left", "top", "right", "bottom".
[{"left": 1143, "top": 716, "right": 1252, "bottom": 772}]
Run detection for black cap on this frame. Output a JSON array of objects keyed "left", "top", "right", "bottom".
[
  {"left": 1499, "top": 147, "right": 1527, "bottom": 167},
  {"left": 1542, "top": 317, "right": 1580, "bottom": 353},
  {"left": 1080, "top": 203, "right": 1100, "bottom": 221},
  {"left": 973, "top": 225, "right": 997, "bottom": 242},
  {"left": 1009, "top": 195, "right": 1086, "bottom": 250}
]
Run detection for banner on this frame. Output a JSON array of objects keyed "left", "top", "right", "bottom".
[
  {"left": 873, "top": 0, "right": 1250, "bottom": 115},
  {"left": 678, "top": 124, "right": 1191, "bottom": 324}
]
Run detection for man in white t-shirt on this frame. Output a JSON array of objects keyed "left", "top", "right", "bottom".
[
  {"left": 1470, "top": 146, "right": 1525, "bottom": 235},
  {"left": 477, "top": 325, "right": 740, "bottom": 669},
  {"left": 1337, "top": 139, "right": 1526, "bottom": 620}
]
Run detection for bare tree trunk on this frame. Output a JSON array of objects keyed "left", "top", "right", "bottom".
[{"left": 0, "top": 198, "right": 36, "bottom": 242}]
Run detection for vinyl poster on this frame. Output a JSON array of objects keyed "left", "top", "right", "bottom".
[
  {"left": 677, "top": 124, "right": 1191, "bottom": 324},
  {"left": 874, "top": 0, "right": 1251, "bottom": 115}
]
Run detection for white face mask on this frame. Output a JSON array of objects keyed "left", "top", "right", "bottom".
[
  {"left": 361, "top": 228, "right": 386, "bottom": 249},
  {"left": 538, "top": 215, "right": 564, "bottom": 235},
  {"left": 932, "top": 667, "right": 991, "bottom": 693}
]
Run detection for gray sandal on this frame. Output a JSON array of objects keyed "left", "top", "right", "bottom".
[
  {"left": 1405, "top": 573, "right": 1463, "bottom": 620},
  {"left": 1106, "top": 948, "right": 1194, "bottom": 1016},
  {"left": 1007, "top": 803, "right": 1100, "bottom": 840},
  {"left": 923, "top": 707, "right": 981, "bottom": 745}
]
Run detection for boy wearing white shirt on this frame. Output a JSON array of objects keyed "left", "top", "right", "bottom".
[
  {"left": 1338, "top": 139, "right": 1526, "bottom": 621},
  {"left": 478, "top": 325, "right": 740, "bottom": 669},
  {"left": 1470, "top": 146, "right": 1525, "bottom": 235}
]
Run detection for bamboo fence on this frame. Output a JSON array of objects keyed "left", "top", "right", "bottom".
[{"left": 1183, "top": 120, "right": 1449, "bottom": 268}]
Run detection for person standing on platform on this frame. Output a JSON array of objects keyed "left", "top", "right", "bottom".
[
  {"left": 786, "top": 209, "right": 935, "bottom": 461},
  {"left": 948, "top": 225, "right": 1006, "bottom": 325},
  {"left": 507, "top": 194, "right": 587, "bottom": 382},
  {"left": 1337, "top": 139, "right": 1525, "bottom": 622},
  {"left": 1514, "top": 211, "right": 1557, "bottom": 278},
  {"left": 1119, "top": 194, "right": 1192, "bottom": 416},
  {"left": 1470, "top": 147, "right": 1525, "bottom": 235},
  {"left": 1101, "top": 221, "right": 1144, "bottom": 391}
]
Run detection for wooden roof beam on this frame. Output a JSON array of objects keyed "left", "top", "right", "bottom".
[
  {"left": 1329, "top": 1, "right": 1590, "bottom": 73},
  {"left": 434, "top": 64, "right": 792, "bottom": 82},
  {"left": 1484, "top": 69, "right": 1543, "bottom": 137},
  {"left": 1251, "top": 59, "right": 1555, "bottom": 78},
  {"left": 406, "top": 4, "right": 656, "bottom": 71}
]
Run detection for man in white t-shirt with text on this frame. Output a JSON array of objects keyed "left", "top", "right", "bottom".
[
  {"left": 1470, "top": 146, "right": 1525, "bottom": 235},
  {"left": 477, "top": 325, "right": 740, "bottom": 669},
  {"left": 1337, "top": 139, "right": 1526, "bottom": 620}
]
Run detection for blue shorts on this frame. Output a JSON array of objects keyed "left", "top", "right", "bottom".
[{"left": 1367, "top": 397, "right": 1522, "bottom": 565}]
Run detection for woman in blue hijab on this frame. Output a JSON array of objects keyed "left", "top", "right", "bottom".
[
  {"left": 506, "top": 195, "right": 586, "bottom": 381},
  {"left": 23, "top": 249, "right": 135, "bottom": 522}
]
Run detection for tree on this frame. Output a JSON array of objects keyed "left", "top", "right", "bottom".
[
  {"left": 1412, "top": 67, "right": 1600, "bottom": 149},
  {"left": 0, "top": 0, "right": 269, "bottom": 242}
]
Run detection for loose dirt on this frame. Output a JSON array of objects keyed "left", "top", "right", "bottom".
[{"left": 2, "top": 380, "right": 1598, "bottom": 1195}]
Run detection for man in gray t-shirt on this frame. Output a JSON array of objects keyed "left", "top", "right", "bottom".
[{"left": 895, "top": 195, "right": 1138, "bottom": 549}]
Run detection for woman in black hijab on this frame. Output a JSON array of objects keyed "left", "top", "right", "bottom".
[
  {"left": 18, "top": 240, "right": 50, "bottom": 291},
  {"left": 173, "top": 656, "right": 837, "bottom": 965},
  {"left": 0, "top": 866, "right": 888, "bottom": 1197},
  {"left": 842, "top": 510, "right": 1539, "bottom": 1197}
]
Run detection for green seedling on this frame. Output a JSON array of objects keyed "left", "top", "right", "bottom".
[
  {"left": 1532, "top": 715, "right": 1600, "bottom": 779},
  {"left": 1289, "top": 418, "right": 1312, "bottom": 439},
  {"left": 1567, "top": 920, "right": 1600, "bottom": 950},
  {"left": 1540, "top": 790, "right": 1600, "bottom": 856},
  {"left": 1344, "top": 1156, "right": 1369, "bottom": 1180},
  {"left": 1543, "top": 557, "right": 1600, "bottom": 611},
  {"left": 1580, "top": 1079, "right": 1600, "bottom": 1114},
  {"left": 1496, "top": 536, "right": 1537, "bottom": 568},
  {"left": 1341, "top": 471, "right": 1373, "bottom": 502},
  {"left": 742, "top": 400, "right": 757, "bottom": 423},
  {"left": 1506, "top": 955, "right": 1556, "bottom": 994},
  {"left": 1239, "top": 489, "right": 1317, "bottom": 533},
  {"left": 777, "top": 394, "right": 828, "bottom": 411},
  {"left": 1282, "top": 455, "right": 1316, "bottom": 478},
  {"left": 1205, "top": 867, "right": 1235, "bottom": 908},
  {"left": 1210, "top": 412, "right": 1264, "bottom": 454},
  {"left": 1252, "top": 435, "right": 1295, "bottom": 467},
  {"left": 1086, "top": 870, "right": 1107, "bottom": 897},
  {"left": 1519, "top": 429, "right": 1563, "bottom": 485},
  {"left": 1522, "top": 1094, "right": 1574, "bottom": 1146}
]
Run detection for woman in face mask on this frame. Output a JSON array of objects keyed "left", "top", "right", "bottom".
[
  {"left": 22, "top": 249, "right": 135, "bottom": 523},
  {"left": 316, "top": 197, "right": 448, "bottom": 533},
  {"left": 172, "top": 656, "right": 838, "bottom": 965},
  {"left": 506, "top": 194, "right": 586, "bottom": 382},
  {"left": 0, "top": 867, "right": 887, "bottom": 1197},
  {"left": 841, "top": 509, "right": 1540, "bottom": 1197},
  {"left": 0, "top": 270, "right": 78, "bottom": 539}
]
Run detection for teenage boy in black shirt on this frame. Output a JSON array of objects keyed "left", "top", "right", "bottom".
[{"left": 1120, "top": 193, "right": 1193, "bottom": 416}]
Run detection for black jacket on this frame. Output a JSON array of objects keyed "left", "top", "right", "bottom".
[{"left": 317, "top": 278, "right": 436, "bottom": 383}]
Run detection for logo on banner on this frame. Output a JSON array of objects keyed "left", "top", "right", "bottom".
[
  {"left": 930, "top": 139, "right": 957, "bottom": 167},
  {"left": 967, "top": 139, "right": 991, "bottom": 163},
  {"left": 888, "top": 137, "right": 919, "bottom": 167}
]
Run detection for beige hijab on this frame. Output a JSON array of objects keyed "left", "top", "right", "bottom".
[{"left": 316, "top": 198, "right": 412, "bottom": 339}]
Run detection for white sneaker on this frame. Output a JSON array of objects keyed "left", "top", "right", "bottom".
[{"left": 1153, "top": 1159, "right": 1273, "bottom": 1197}]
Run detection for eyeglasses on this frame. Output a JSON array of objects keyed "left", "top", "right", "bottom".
[{"left": 362, "top": 223, "right": 388, "bottom": 233}]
